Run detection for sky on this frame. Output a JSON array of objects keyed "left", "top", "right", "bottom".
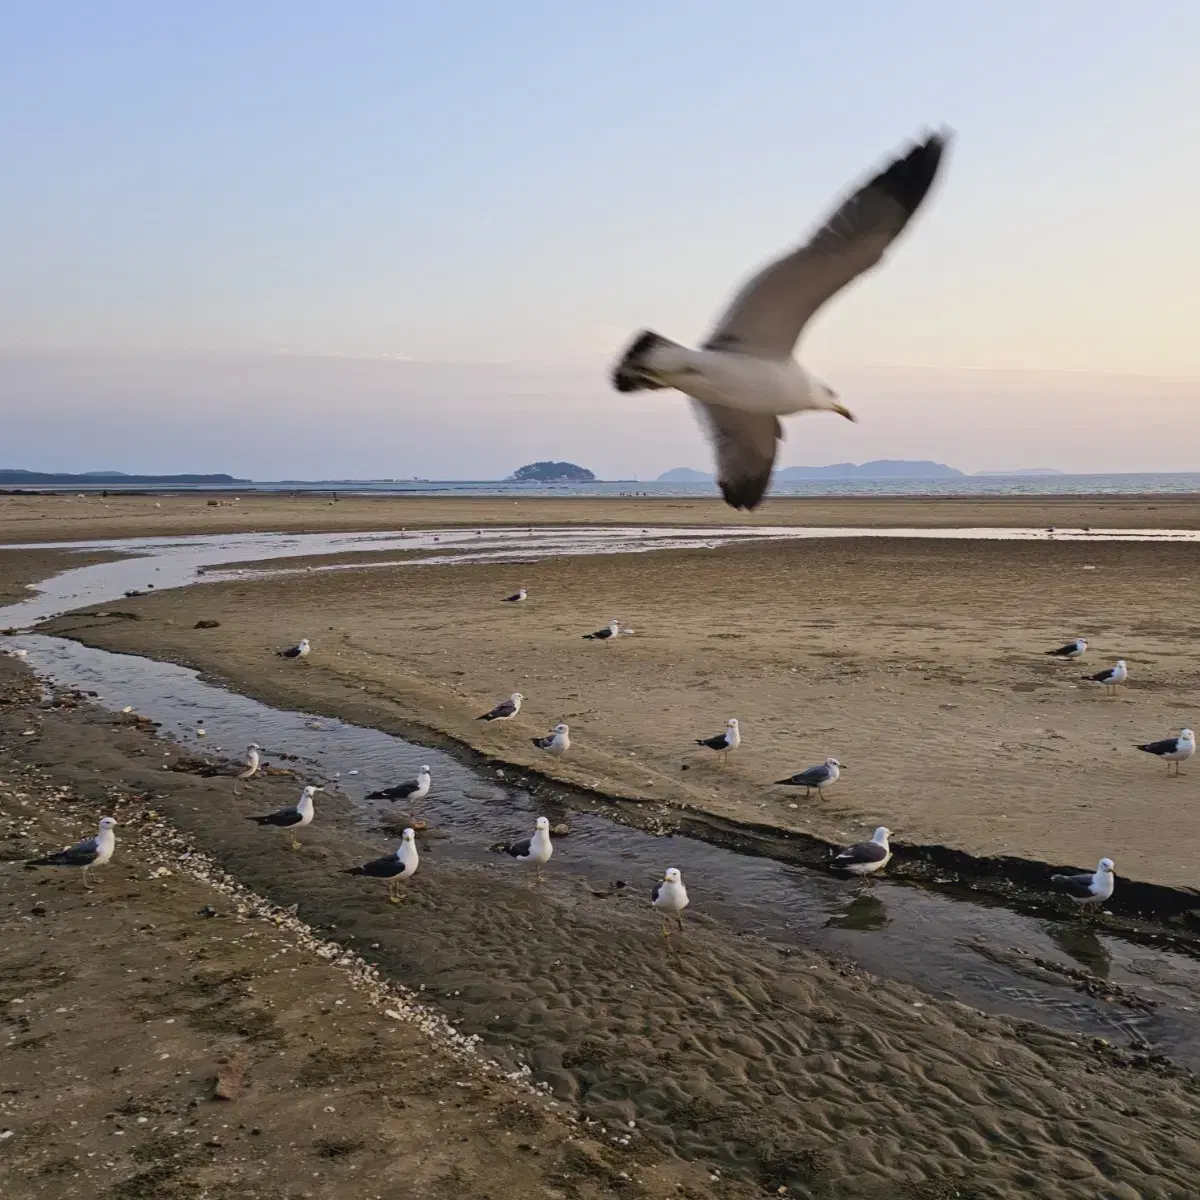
[{"left": 2, "top": 1, "right": 1199, "bottom": 479}]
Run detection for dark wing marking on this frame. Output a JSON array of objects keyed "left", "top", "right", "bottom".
[
  {"left": 651, "top": 881, "right": 663, "bottom": 903},
  {"left": 250, "top": 807, "right": 303, "bottom": 828},
  {"left": 505, "top": 838, "right": 533, "bottom": 860},
  {"left": 1051, "top": 872, "right": 1095, "bottom": 898},
  {"left": 347, "top": 854, "right": 405, "bottom": 879},
  {"left": 690, "top": 401, "right": 781, "bottom": 512},
  {"left": 1046, "top": 642, "right": 1079, "bottom": 656},
  {"left": 778, "top": 765, "right": 829, "bottom": 787},
  {"left": 477, "top": 699, "right": 516, "bottom": 721},
  {"left": 1136, "top": 738, "right": 1178, "bottom": 756},
  {"left": 366, "top": 780, "right": 419, "bottom": 800},
  {"left": 277, "top": 645, "right": 301, "bottom": 658},
  {"left": 695, "top": 733, "right": 728, "bottom": 751},
  {"left": 833, "top": 841, "right": 888, "bottom": 867},
  {"left": 703, "top": 133, "right": 949, "bottom": 357},
  {"left": 28, "top": 835, "right": 100, "bottom": 868},
  {"left": 1085, "top": 668, "right": 1115, "bottom": 682}
]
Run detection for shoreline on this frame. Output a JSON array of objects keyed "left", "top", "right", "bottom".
[{"left": 6, "top": 489, "right": 1200, "bottom": 544}]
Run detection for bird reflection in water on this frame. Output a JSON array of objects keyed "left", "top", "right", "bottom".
[
  {"left": 1047, "top": 922, "right": 1112, "bottom": 979},
  {"left": 826, "top": 893, "right": 890, "bottom": 932}
]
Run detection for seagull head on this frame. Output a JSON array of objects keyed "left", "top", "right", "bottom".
[
  {"left": 99, "top": 817, "right": 117, "bottom": 830},
  {"left": 401, "top": 827, "right": 416, "bottom": 843},
  {"left": 1077, "top": 638, "right": 1088, "bottom": 649},
  {"left": 727, "top": 718, "right": 739, "bottom": 728},
  {"left": 664, "top": 867, "right": 682, "bottom": 884},
  {"left": 872, "top": 826, "right": 890, "bottom": 843},
  {"left": 826, "top": 757, "right": 841, "bottom": 768},
  {"left": 1181, "top": 729, "right": 1195, "bottom": 743},
  {"left": 1097, "top": 857, "right": 1115, "bottom": 873},
  {"left": 610, "top": 619, "right": 621, "bottom": 631},
  {"left": 535, "top": 816, "right": 550, "bottom": 832},
  {"left": 302, "top": 785, "right": 321, "bottom": 798},
  {"left": 815, "top": 381, "right": 856, "bottom": 422},
  {"left": 298, "top": 638, "right": 310, "bottom": 649},
  {"left": 554, "top": 723, "right": 569, "bottom": 735},
  {"left": 248, "top": 742, "right": 261, "bottom": 750},
  {"left": 1115, "top": 659, "right": 1127, "bottom": 668},
  {"left": 511, "top": 691, "right": 524, "bottom": 703}
]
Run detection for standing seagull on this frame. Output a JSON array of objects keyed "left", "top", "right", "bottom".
[
  {"left": 26, "top": 817, "right": 117, "bottom": 890},
  {"left": 695, "top": 718, "right": 740, "bottom": 765},
  {"left": 1135, "top": 729, "right": 1194, "bottom": 776},
  {"left": 233, "top": 743, "right": 261, "bottom": 793},
  {"left": 776, "top": 757, "right": 841, "bottom": 798},
  {"left": 1051, "top": 857, "right": 1116, "bottom": 910},
  {"left": 367, "top": 764, "right": 432, "bottom": 807},
  {"left": 611, "top": 132, "right": 950, "bottom": 510},
  {"left": 248, "top": 784, "right": 320, "bottom": 850},
  {"left": 651, "top": 867, "right": 689, "bottom": 937},
  {"left": 277, "top": 637, "right": 311, "bottom": 661},
  {"left": 477, "top": 692, "right": 523, "bottom": 722},
  {"left": 1045, "top": 637, "right": 1087, "bottom": 660},
  {"left": 531, "top": 723, "right": 570, "bottom": 755},
  {"left": 583, "top": 619, "right": 621, "bottom": 642},
  {"left": 832, "top": 827, "right": 892, "bottom": 878},
  {"left": 503, "top": 816, "right": 553, "bottom": 883},
  {"left": 502, "top": 587, "right": 528, "bottom": 603},
  {"left": 346, "top": 828, "right": 419, "bottom": 903},
  {"left": 1083, "top": 660, "right": 1127, "bottom": 698}
]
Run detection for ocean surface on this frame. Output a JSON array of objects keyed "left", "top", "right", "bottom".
[{"left": 245, "top": 473, "right": 1200, "bottom": 499}]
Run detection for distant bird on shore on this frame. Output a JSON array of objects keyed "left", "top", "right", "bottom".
[
  {"left": 1082, "top": 660, "right": 1127, "bottom": 697},
  {"left": 583, "top": 619, "right": 621, "bottom": 642},
  {"left": 1051, "top": 857, "right": 1115, "bottom": 909},
  {"left": 832, "top": 827, "right": 892, "bottom": 877},
  {"left": 477, "top": 692, "right": 523, "bottom": 721},
  {"left": 502, "top": 816, "right": 553, "bottom": 882},
  {"left": 26, "top": 816, "right": 117, "bottom": 889},
  {"left": 611, "top": 131, "right": 950, "bottom": 510},
  {"left": 346, "top": 828, "right": 419, "bottom": 903},
  {"left": 1135, "top": 729, "right": 1194, "bottom": 775},
  {"left": 367, "top": 765, "right": 432, "bottom": 803},
  {"left": 502, "top": 587, "right": 528, "bottom": 603},
  {"left": 233, "top": 743, "right": 261, "bottom": 793},
  {"left": 776, "top": 757, "right": 841, "bottom": 798},
  {"left": 1045, "top": 637, "right": 1087, "bottom": 659},
  {"left": 694, "top": 718, "right": 740, "bottom": 765},
  {"left": 651, "top": 867, "right": 689, "bottom": 936},
  {"left": 277, "top": 638, "right": 311, "bottom": 661},
  {"left": 248, "top": 785, "right": 319, "bottom": 849},
  {"left": 531, "top": 723, "right": 570, "bottom": 755}
]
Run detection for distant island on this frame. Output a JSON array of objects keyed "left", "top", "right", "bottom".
[
  {"left": 0, "top": 469, "right": 249, "bottom": 487},
  {"left": 658, "top": 460, "right": 964, "bottom": 481},
  {"left": 507, "top": 461, "right": 596, "bottom": 483}
]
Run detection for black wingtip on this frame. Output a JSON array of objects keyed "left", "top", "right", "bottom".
[
  {"left": 873, "top": 131, "right": 951, "bottom": 219},
  {"left": 612, "top": 329, "right": 672, "bottom": 393},
  {"left": 719, "top": 475, "right": 770, "bottom": 511}
]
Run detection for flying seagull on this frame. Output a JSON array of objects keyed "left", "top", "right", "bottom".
[
  {"left": 531, "top": 723, "right": 570, "bottom": 755},
  {"left": 1045, "top": 637, "right": 1087, "bottom": 659},
  {"left": 233, "top": 743, "right": 261, "bottom": 793},
  {"left": 832, "top": 826, "right": 892, "bottom": 877},
  {"left": 651, "top": 867, "right": 689, "bottom": 937},
  {"left": 26, "top": 816, "right": 117, "bottom": 889},
  {"left": 1083, "top": 659, "right": 1127, "bottom": 697},
  {"left": 611, "top": 131, "right": 951, "bottom": 510},
  {"left": 1051, "top": 857, "right": 1115, "bottom": 909},
  {"left": 503, "top": 816, "right": 553, "bottom": 883},
  {"left": 583, "top": 619, "right": 621, "bottom": 642},
  {"left": 477, "top": 692, "right": 523, "bottom": 721},
  {"left": 366, "top": 765, "right": 432, "bottom": 803},
  {"left": 248, "top": 784, "right": 320, "bottom": 850},
  {"left": 694, "top": 718, "right": 740, "bottom": 765},
  {"left": 277, "top": 638, "right": 311, "bottom": 661},
  {"left": 1135, "top": 728, "right": 1194, "bottom": 776},
  {"left": 346, "top": 828, "right": 419, "bottom": 903},
  {"left": 502, "top": 587, "right": 528, "bottom": 603},
  {"left": 776, "top": 757, "right": 841, "bottom": 797}
]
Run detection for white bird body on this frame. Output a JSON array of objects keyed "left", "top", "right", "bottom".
[
  {"left": 652, "top": 868, "right": 689, "bottom": 915},
  {"left": 92, "top": 820, "right": 117, "bottom": 869},
  {"left": 832, "top": 826, "right": 892, "bottom": 877},
  {"left": 505, "top": 816, "right": 554, "bottom": 879},
  {"left": 645, "top": 346, "right": 825, "bottom": 416},
  {"left": 395, "top": 830, "right": 420, "bottom": 877},
  {"left": 1052, "top": 857, "right": 1115, "bottom": 906},
  {"left": 410, "top": 766, "right": 432, "bottom": 799},
  {"left": 533, "top": 723, "right": 570, "bottom": 755},
  {"left": 294, "top": 785, "right": 317, "bottom": 828},
  {"left": 239, "top": 743, "right": 261, "bottom": 779}
]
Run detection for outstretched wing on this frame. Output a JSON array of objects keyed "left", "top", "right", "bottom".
[{"left": 690, "top": 400, "right": 782, "bottom": 512}]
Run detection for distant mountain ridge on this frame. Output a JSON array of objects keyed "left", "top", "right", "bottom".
[
  {"left": 507, "top": 461, "right": 595, "bottom": 483},
  {"left": 658, "top": 460, "right": 965, "bottom": 482},
  {"left": 0, "top": 469, "right": 249, "bottom": 486}
]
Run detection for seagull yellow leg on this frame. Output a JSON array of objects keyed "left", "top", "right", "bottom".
[
  {"left": 677, "top": 913, "right": 685, "bottom": 934},
  {"left": 289, "top": 832, "right": 302, "bottom": 851},
  {"left": 660, "top": 919, "right": 671, "bottom": 938},
  {"left": 82, "top": 867, "right": 92, "bottom": 890}
]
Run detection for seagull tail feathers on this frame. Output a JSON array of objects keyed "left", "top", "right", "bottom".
[
  {"left": 345, "top": 866, "right": 367, "bottom": 876},
  {"left": 612, "top": 330, "right": 682, "bottom": 393}
]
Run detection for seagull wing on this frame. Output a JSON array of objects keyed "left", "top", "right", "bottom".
[
  {"left": 1137, "top": 737, "right": 1177, "bottom": 756},
  {"left": 834, "top": 840, "right": 888, "bottom": 867},
  {"left": 703, "top": 133, "right": 949, "bottom": 358},
  {"left": 29, "top": 834, "right": 101, "bottom": 867},
  {"left": 689, "top": 400, "right": 782, "bottom": 512},
  {"left": 505, "top": 837, "right": 533, "bottom": 860}
]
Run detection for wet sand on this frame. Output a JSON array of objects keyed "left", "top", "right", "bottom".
[
  {"left": 41, "top": 534, "right": 1200, "bottom": 891},
  {"left": 4, "top": 656, "right": 1199, "bottom": 1199},
  {"left": 5, "top": 489, "right": 1200, "bottom": 545}
]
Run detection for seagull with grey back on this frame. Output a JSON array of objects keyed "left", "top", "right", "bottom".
[
  {"left": 1051, "top": 857, "right": 1115, "bottom": 911},
  {"left": 248, "top": 784, "right": 320, "bottom": 850},
  {"left": 776, "top": 757, "right": 841, "bottom": 798},
  {"left": 612, "top": 132, "right": 951, "bottom": 509},
  {"left": 26, "top": 817, "right": 117, "bottom": 889}
]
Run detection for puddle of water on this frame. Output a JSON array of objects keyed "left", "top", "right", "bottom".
[{"left": 5, "top": 527, "right": 1200, "bottom": 1067}]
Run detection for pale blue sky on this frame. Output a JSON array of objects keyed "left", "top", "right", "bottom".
[{"left": 3, "top": 2, "right": 1198, "bottom": 478}]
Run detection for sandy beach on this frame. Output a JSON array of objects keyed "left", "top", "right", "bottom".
[
  {"left": 38, "top": 523, "right": 1200, "bottom": 891},
  {"left": 6, "top": 489, "right": 1200, "bottom": 545},
  {"left": 6, "top": 497, "right": 1200, "bottom": 1197}
]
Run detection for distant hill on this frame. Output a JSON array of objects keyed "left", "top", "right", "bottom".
[
  {"left": 658, "top": 460, "right": 963, "bottom": 482},
  {"left": 0, "top": 469, "right": 249, "bottom": 486},
  {"left": 507, "top": 461, "right": 596, "bottom": 483},
  {"left": 974, "top": 468, "right": 1064, "bottom": 477}
]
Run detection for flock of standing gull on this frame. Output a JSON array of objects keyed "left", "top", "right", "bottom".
[{"left": 23, "top": 129, "right": 1192, "bottom": 928}]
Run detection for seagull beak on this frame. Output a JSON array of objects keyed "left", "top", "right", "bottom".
[{"left": 831, "top": 402, "right": 857, "bottom": 422}]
